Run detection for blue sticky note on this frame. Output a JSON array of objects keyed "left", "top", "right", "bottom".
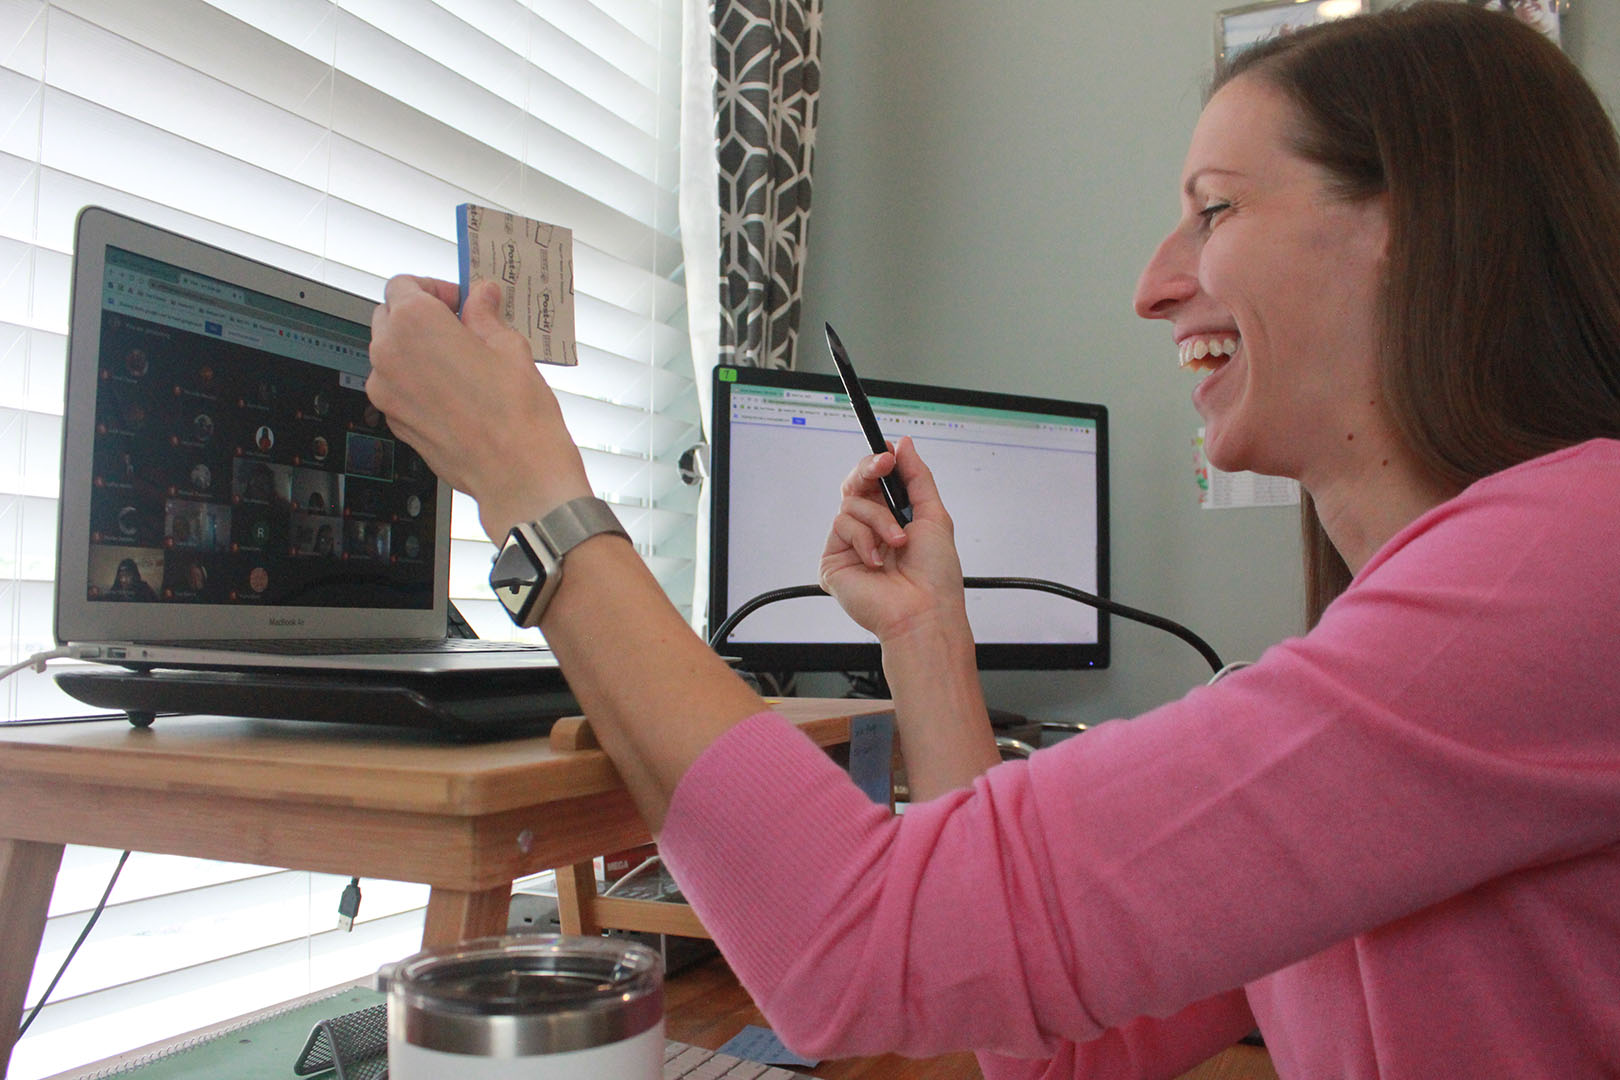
[
  {"left": 848, "top": 710, "right": 895, "bottom": 805},
  {"left": 717, "top": 1024, "right": 821, "bottom": 1068},
  {"left": 455, "top": 201, "right": 474, "bottom": 314}
]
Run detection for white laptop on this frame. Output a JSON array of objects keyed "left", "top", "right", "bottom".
[{"left": 54, "top": 206, "right": 561, "bottom": 677}]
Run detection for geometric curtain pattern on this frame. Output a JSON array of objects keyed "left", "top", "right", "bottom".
[{"left": 713, "top": 0, "right": 824, "bottom": 370}]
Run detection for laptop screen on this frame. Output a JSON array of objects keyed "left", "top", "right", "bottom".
[
  {"left": 87, "top": 246, "right": 435, "bottom": 609},
  {"left": 57, "top": 208, "right": 452, "bottom": 646}
]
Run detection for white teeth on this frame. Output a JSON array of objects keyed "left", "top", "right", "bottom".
[{"left": 1177, "top": 335, "right": 1239, "bottom": 370}]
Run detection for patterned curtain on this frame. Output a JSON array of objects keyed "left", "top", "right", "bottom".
[{"left": 713, "top": 0, "right": 824, "bottom": 370}]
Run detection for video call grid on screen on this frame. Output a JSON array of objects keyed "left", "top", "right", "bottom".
[
  {"left": 83, "top": 245, "right": 439, "bottom": 610},
  {"left": 711, "top": 367, "right": 1109, "bottom": 671}
]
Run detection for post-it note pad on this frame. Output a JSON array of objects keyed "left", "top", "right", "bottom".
[
  {"left": 456, "top": 203, "right": 578, "bottom": 366},
  {"left": 717, "top": 1024, "right": 821, "bottom": 1068}
]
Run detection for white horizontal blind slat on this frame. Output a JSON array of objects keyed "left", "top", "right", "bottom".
[
  {"left": 16, "top": 4, "right": 683, "bottom": 303},
  {"left": 0, "top": 324, "right": 68, "bottom": 418},
  {"left": 0, "top": 495, "right": 59, "bottom": 580},
  {"left": 1, "top": 153, "right": 689, "bottom": 348},
  {"left": 0, "top": 6, "right": 701, "bottom": 646},
  {"left": 7, "top": 0, "right": 699, "bottom": 1072},
  {"left": 0, "top": 0, "right": 698, "bottom": 646},
  {"left": 14, "top": 901, "right": 432, "bottom": 1078},
  {"left": 358, "top": 0, "right": 668, "bottom": 162},
  {"left": 45, "top": 848, "right": 280, "bottom": 914},
  {"left": 15, "top": 849, "right": 562, "bottom": 1078}
]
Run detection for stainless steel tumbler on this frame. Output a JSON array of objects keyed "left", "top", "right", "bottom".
[{"left": 378, "top": 934, "right": 664, "bottom": 1078}]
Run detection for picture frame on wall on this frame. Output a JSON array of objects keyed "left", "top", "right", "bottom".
[
  {"left": 1467, "top": 0, "right": 1563, "bottom": 48},
  {"left": 1215, "top": 0, "right": 1367, "bottom": 66}
]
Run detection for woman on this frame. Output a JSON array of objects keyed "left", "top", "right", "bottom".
[
  {"left": 1476, "top": 0, "right": 1560, "bottom": 43},
  {"left": 365, "top": 5, "right": 1620, "bottom": 1076},
  {"left": 110, "top": 558, "right": 158, "bottom": 602}
]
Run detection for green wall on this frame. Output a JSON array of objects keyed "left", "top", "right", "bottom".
[{"left": 797, "top": 1, "right": 1620, "bottom": 725}]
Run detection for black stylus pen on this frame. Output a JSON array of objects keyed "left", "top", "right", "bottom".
[{"left": 825, "top": 322, "right": 913, "bottom": 526}]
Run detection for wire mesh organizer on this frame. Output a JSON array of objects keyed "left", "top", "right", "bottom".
[{"left": 293, "top": 1001, "right": 389, "bottom": 1080}]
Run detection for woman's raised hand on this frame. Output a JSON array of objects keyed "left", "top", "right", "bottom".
[
  {"left": 366, "top": 275, "right": 591, "bottom": 541},
  {"left": 819, "top": 437, "right": 970, "bottom": 645}
]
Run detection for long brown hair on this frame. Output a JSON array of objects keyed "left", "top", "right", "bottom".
[{"left": 1216, "top": 2, "right": 1620, "bottom": 626}]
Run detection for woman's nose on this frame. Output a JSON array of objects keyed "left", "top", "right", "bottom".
[{"left": 1133, "top": 232, "right": 1198, "bottom": 320}]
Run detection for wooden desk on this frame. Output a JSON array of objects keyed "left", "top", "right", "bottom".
[
  {"left": 38, "top": 955, "right": 1274, "bottom": 1080},
  {"left": 668, "top": 955, "right": 1277, "bottom": 1080},
  {"left": 668, "top": 954, "right": 983, "bottom": 1079},
  {"left": 0, "top": 698, "right": 880, "bottom": 1079}
]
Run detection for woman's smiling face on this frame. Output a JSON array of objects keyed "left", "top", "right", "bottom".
[{"left": 1133, "top": 75, "right": 1392, "bottom": 487}]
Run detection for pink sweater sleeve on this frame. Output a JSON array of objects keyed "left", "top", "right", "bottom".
[
  {"left": 973, "top": 995, "right": 1257, "bottom": 1080},
  {"left": 659, "top": 442, "right": 1620, "bottom": 1074},
  {"left": 661, "top": 710, "right": 1258, "bottom": 1070}
]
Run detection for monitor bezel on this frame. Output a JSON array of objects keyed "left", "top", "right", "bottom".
[{"left": 708, "top": 364, "right": 1110, "bottom": 673}]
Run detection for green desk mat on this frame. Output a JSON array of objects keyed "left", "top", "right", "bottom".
[{"left": 83, "top": 986, "right": 384, "bottom": 1079}]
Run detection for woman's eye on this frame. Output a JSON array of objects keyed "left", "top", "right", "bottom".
[{"left": 1198, "top": 201, "right": 1232, "bottom": 225}]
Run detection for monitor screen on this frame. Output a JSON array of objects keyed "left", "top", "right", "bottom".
[{"left": 709, "top": 365, "right": 1109, "bottom": 672}]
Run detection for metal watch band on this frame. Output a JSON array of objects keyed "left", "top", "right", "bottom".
[{"left": 531, "top": 495, "right": 628, "bottom": 561}]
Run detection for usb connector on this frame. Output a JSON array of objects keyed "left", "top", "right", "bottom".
[{"left": 337, "top": 877, "right": 362, "bottom": 931}]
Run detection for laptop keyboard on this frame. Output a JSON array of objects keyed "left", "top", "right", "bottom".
[
  {"left": 141, "top": 637, "right": 547, "bottom": 655},
  {"left": 665, "top": 1039, "right": 812, "bottom": 1078}
]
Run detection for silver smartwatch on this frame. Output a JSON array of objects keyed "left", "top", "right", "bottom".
[{"left": 489, "top": 496, "right": 628, "bottom": 627}]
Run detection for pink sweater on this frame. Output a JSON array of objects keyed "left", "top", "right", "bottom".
[{"left": 661, "top": 439, "right": 1620, "bottom": 1079}]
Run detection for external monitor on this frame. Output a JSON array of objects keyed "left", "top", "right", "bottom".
[{"left": 708, "top": 365, "right": 1109, "bottom": 673}]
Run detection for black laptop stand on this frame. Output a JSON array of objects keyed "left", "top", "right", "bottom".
[{"left": 55, "top": 666, "right": 577, "bottom": 740}]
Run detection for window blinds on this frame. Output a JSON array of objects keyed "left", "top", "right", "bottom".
[
  {"left": 0, "top": 0, "right": 701, "bottom": 721},
  {"left": 2, "top": 1, "right": 696, "bottom": 1075}
]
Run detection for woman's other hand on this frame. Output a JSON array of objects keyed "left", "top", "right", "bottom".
[
  {"left": 819, "top": 437, "right": 970, "bottom": 645},
  {"left": 822, "top": 436, "right": 997, "bottom": 796}
]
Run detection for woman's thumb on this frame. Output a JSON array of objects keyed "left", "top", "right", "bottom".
[{"left": 460, "top": 279, "right": 510, "bottom": 344}]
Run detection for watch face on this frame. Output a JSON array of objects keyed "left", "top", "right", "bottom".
[
  {"left": 490, "top": 533, "right": 545, "bottom": 624},
  {"left": 488, "top": 503, "right": 621, "bottom": 628}
]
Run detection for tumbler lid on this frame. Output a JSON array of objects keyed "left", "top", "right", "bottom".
[{"left": 379, "top": 935, "right": 663, "bottom": 1056}]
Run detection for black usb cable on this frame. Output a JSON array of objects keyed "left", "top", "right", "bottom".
[
  {"left": 709, "top": 577, "right": 1224, "bottom": 675},
  {"left": 18, "top": 850, "right": 130, "bottom": 1039}
]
